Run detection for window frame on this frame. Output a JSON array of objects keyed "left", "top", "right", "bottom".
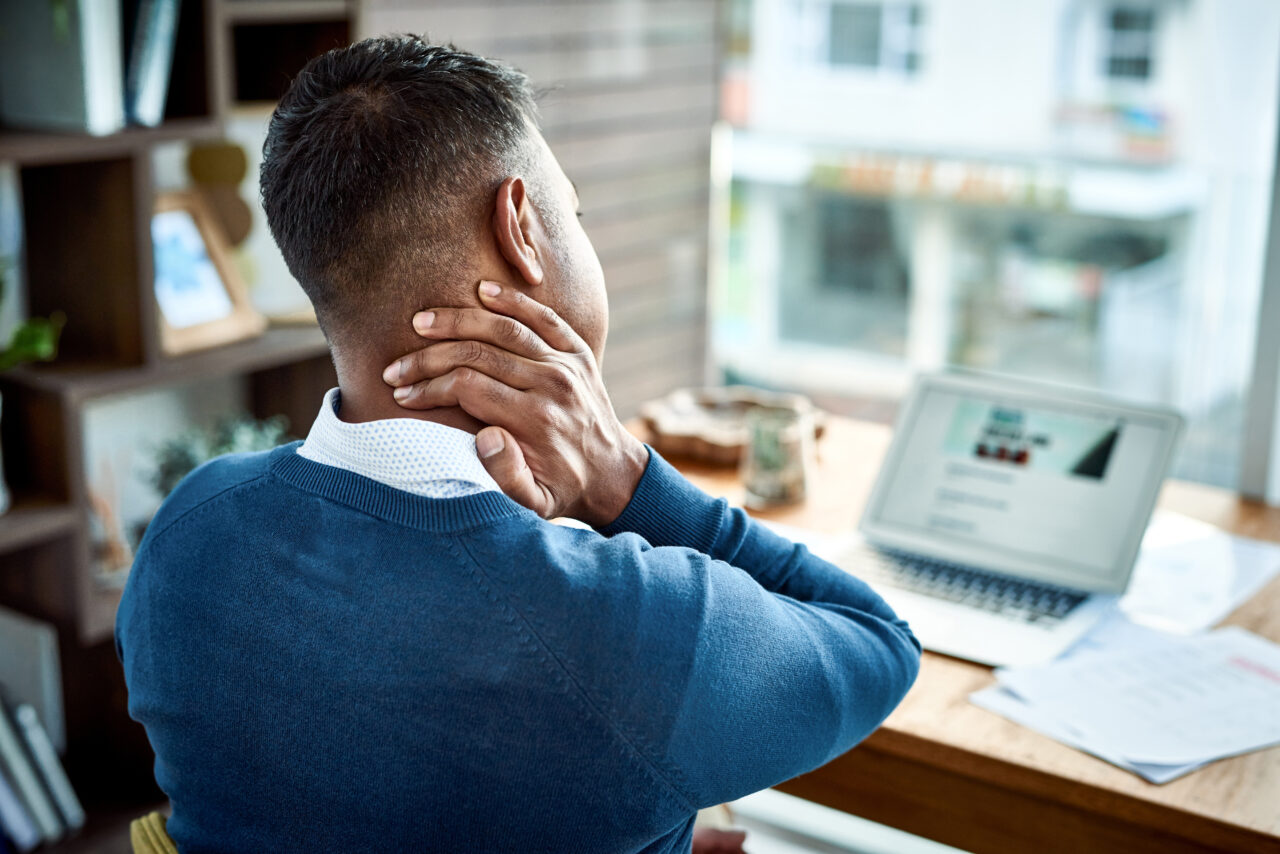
[{"left": 1240, "top": 87, "right": 1280, "bottom": 501}]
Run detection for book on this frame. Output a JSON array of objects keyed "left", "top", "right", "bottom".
[
  {"left": 12, "top": 706, "right": 83, "bottom": 833},
  {"left": 0, "top": 0, "right": 125, "bottom": 135},
  {"left": 0, "top": 606, "right": 64, "bottom": 754},
  {"left": 125, "top": 0, "right": 182, "bottom": 127},
  {"left": 0, "top": 162, "right": 24, "bottom": 350},
  {"left": 0, "top": 770, "right": 38, "bottom": 853},
  {"left": 0, "top": 703, "right": 60, "bottom": 843}
]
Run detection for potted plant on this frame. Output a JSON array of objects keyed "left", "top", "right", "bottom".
[
  {"left": 87, "top": 414, "right": 290, "bottom": 591},
  {"left": 148, "top": 415, "right": 292, "bottom": 499},
  {"left": 0, "top": 254, "right": 64, "bottom": 514}
]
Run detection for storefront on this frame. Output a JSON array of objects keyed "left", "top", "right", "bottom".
[{"left": 715, "top": 132, "right": 1202, "bottom": 408}]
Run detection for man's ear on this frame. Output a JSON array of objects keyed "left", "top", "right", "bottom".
[{"left": 492, "top": 177, "right": 545, "bottom": 287}]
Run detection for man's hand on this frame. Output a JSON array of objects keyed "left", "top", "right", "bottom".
[
  {"left": 382, "top": 281, "right": 649, "bottom": 527},
  {"left": 691, "top": 827, "right": 748, "bottom": 853}
]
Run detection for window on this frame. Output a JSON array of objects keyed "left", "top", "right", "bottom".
[
  {"left": 810, "top": 1, "right": 925, "bottom": 73},
  {"left": 715, "top": 0, "right": 1280, "bottom": 489},
  {"left": 829, "top": 4, "right": 883, "bottom": 67},
  {"left": 1105, "top": 6, "right": 1156, "bottom": 81},
  {"left": 779, "top": 192, "right": 910, "bottom": 355}
]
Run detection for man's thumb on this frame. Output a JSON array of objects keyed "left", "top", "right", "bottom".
[{"left": 475, "top": 427, "right": 549, "bottom": 515}]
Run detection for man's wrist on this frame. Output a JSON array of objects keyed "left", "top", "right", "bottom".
[
  {"left": 583, "top": 435, "right": 649, "bottom": 527},
  {"left": 595, "top": 446, "right": 726, "bottom": 550}
]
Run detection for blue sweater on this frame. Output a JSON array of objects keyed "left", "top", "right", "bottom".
[{"left": 116, "top": 443, "right": 920, "bottom": 853}]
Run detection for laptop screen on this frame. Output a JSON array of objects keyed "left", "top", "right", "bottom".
[{"left": 861, "top": 375, "right": 1182, "bottom": 593}]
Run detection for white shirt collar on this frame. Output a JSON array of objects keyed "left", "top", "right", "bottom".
[{"left": 297, "top": 388, "right": 500, "bottom": 499}]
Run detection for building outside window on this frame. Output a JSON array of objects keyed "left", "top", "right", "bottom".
[{"left": 713, "top": 0, "right": 1280, "bottom": 488}]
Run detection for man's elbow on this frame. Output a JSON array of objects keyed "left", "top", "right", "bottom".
[
  {"left": 822, "top": 619, "right": 923, "bottom": 764},
  {"left": 861, "top": 619, "right": 923, "bottom": 738},
  {"left": 886, "top": 618, "right": 922, "bottom": 707},
  {"left": 896, "top": 616, "right": 923, "bottom": 658}
]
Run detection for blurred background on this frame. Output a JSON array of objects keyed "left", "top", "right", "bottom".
[
  {"left": 713, "top": 0, "right": 1279, "bottom": 490},
  {"left": 1, "top": 0, "right": 1279, "bottom": 850}
]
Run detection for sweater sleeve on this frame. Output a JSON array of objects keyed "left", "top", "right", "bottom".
[
  {"left": 594, "top": 448, "right": 922, "bottom": 807},
  {"left": 600, "top": 448, "right": 916, "bottom": 629}
]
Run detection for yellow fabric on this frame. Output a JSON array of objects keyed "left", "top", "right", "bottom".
[{"left": 130, "top": 812, "right": 178, "bottom": 854}]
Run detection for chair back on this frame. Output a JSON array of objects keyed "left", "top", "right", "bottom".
[{"left": 130, "top": 812, "right": 177, "bottom": 854}]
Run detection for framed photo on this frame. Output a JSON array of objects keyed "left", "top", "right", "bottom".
[{"left": 152, "top": 191, "right": 266, "bottom": 354}]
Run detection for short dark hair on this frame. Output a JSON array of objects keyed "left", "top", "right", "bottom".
[{"left": 260, "top": 35, "right": 539, "bottom": 338}]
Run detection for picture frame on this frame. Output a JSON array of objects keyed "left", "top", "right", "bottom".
[{"left": 152, "top": 191, "right": 266, "bottom": 354}]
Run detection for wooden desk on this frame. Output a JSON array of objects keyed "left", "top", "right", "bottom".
[{"left": 653, "top": 417, "right": 1280, "bottom": 854}]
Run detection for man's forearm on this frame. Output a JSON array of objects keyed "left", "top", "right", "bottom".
[{"left": 599, "top": 448, "right": 916, "bottom": 631}]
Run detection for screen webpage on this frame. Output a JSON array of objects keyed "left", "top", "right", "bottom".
[{"left": 875, "top": 389, "right": 1170, "bottom": 583}]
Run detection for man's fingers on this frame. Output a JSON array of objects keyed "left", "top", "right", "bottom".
[
  {"left": 403, "top": 303, "right": 551, "bottom": 361},
  {"left": 475, "top": 427, "right": 555, "bottom": 517},
  {"left": 385, "top": 340, "right": 544, "bottom": 391},
  {"left": 391, "top": 367, "right": 522, "bottom": 426},
  {"left": 690, "top": 828, "right": 748, "bottom": 854},
  {"left": 382, "top": 282, "right": 589, "bottom": 387},
  {"left": 476, "top": 281, "right": 587, "bottom": 355}
]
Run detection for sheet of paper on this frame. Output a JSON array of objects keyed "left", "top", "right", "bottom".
[
  {"left": 996, "top": 626, "right": 1280, "bottom": 766},
  {"left": 969, "top": 685, "right": 1204, "bottom": 784},
  {"left": 1122, "top": 511, "right": 1280, "bottom": 633},
  {"left": 1138, "top": 509, "right": 1221, "bottom": 549},
  {"left": 1055, "top": 608, "right": 1174, "bottom": 662}
]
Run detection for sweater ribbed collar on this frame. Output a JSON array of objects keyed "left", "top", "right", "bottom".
[{"left": 270, "top": 443, "right": 530, "bottom": 533}]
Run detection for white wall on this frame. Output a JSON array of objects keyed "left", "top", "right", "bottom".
[
  {"left": 750, "top": 0, "right": 1073, "bottom": 156},
  {"left": 744, "top": 0, "right": 1280, "bottom": 168}
]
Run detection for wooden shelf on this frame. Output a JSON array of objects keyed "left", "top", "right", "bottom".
[
  {"left": 0, "top": 501, "right": 79, "bottom": 555},
  {"left": 10, "top": 325, "right": 330, "bottom": 402},
  {"left": 223, "top": 0, "right": 352, "bottom": 24},
  {"left": 0, "top": 118, "right": 223, "bottom": 166},
  {"left": 0, "top": 0, "right": 354, "bottom": 810}
]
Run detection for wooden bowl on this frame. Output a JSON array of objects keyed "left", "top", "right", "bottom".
[{"left": 639, "top": 386, "right": 826, "bottom": 466}]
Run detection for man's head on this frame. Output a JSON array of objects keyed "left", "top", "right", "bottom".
[{"left": 261, "top": 36, "right": 607, "bottom": 372}]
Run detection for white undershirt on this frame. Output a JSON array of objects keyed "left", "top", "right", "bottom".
[{"left": 297, "top": 388, "right": 500, "bottom": 498}]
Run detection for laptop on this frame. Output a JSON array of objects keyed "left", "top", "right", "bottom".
[{"left": 831, "top": 371, "right": 1183, "bottom": 668}]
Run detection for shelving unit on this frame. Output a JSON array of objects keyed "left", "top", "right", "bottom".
[
  {"left": 11, "top": 326, "right": 329, "bottom": 402},
  {"left": 0, "top": 0, "right": 357, "bottom": 821},
  {"left": 0, "top": 119, "right": 225, "bottom": 166},
  {"left": 0, "top": 502, "right": 80, "bottom": 554}
]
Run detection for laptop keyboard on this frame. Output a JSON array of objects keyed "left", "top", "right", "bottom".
[{"left": 842, "top": 545, "right": 1088, "bottom": 625}]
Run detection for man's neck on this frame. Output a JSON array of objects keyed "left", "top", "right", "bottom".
[{"left": 334, "top": 376, "right": 488, "bottom": 434}]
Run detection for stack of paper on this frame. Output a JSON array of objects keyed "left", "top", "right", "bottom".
[
  {"left": 1122, "top": 511, "right": 1280, "bottom": 634},
  {"left": 973, "top": 625, "right": 1280, "bottom": 783}
]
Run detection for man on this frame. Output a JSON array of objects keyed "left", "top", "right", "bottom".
[{"left": 116, "top": 35, "right": 920, "bottom": 853}]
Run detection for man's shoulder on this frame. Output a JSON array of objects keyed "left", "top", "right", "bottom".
[
  {"left": 464, "top": 517, "right": 709, "bottom": 610},
  {"left": 147, "top": 443, "right": 295, "bottom": 539}
]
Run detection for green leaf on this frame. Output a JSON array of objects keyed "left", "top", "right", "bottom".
[
  {"left": 148, "top": 415, "right": 292, "bottom": 497},
  {"left": 0, "top": 311, "right": 65, "bottom": 372},
  {"left": 51, "top": 0, "right": 71, "bottom": 44}
]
